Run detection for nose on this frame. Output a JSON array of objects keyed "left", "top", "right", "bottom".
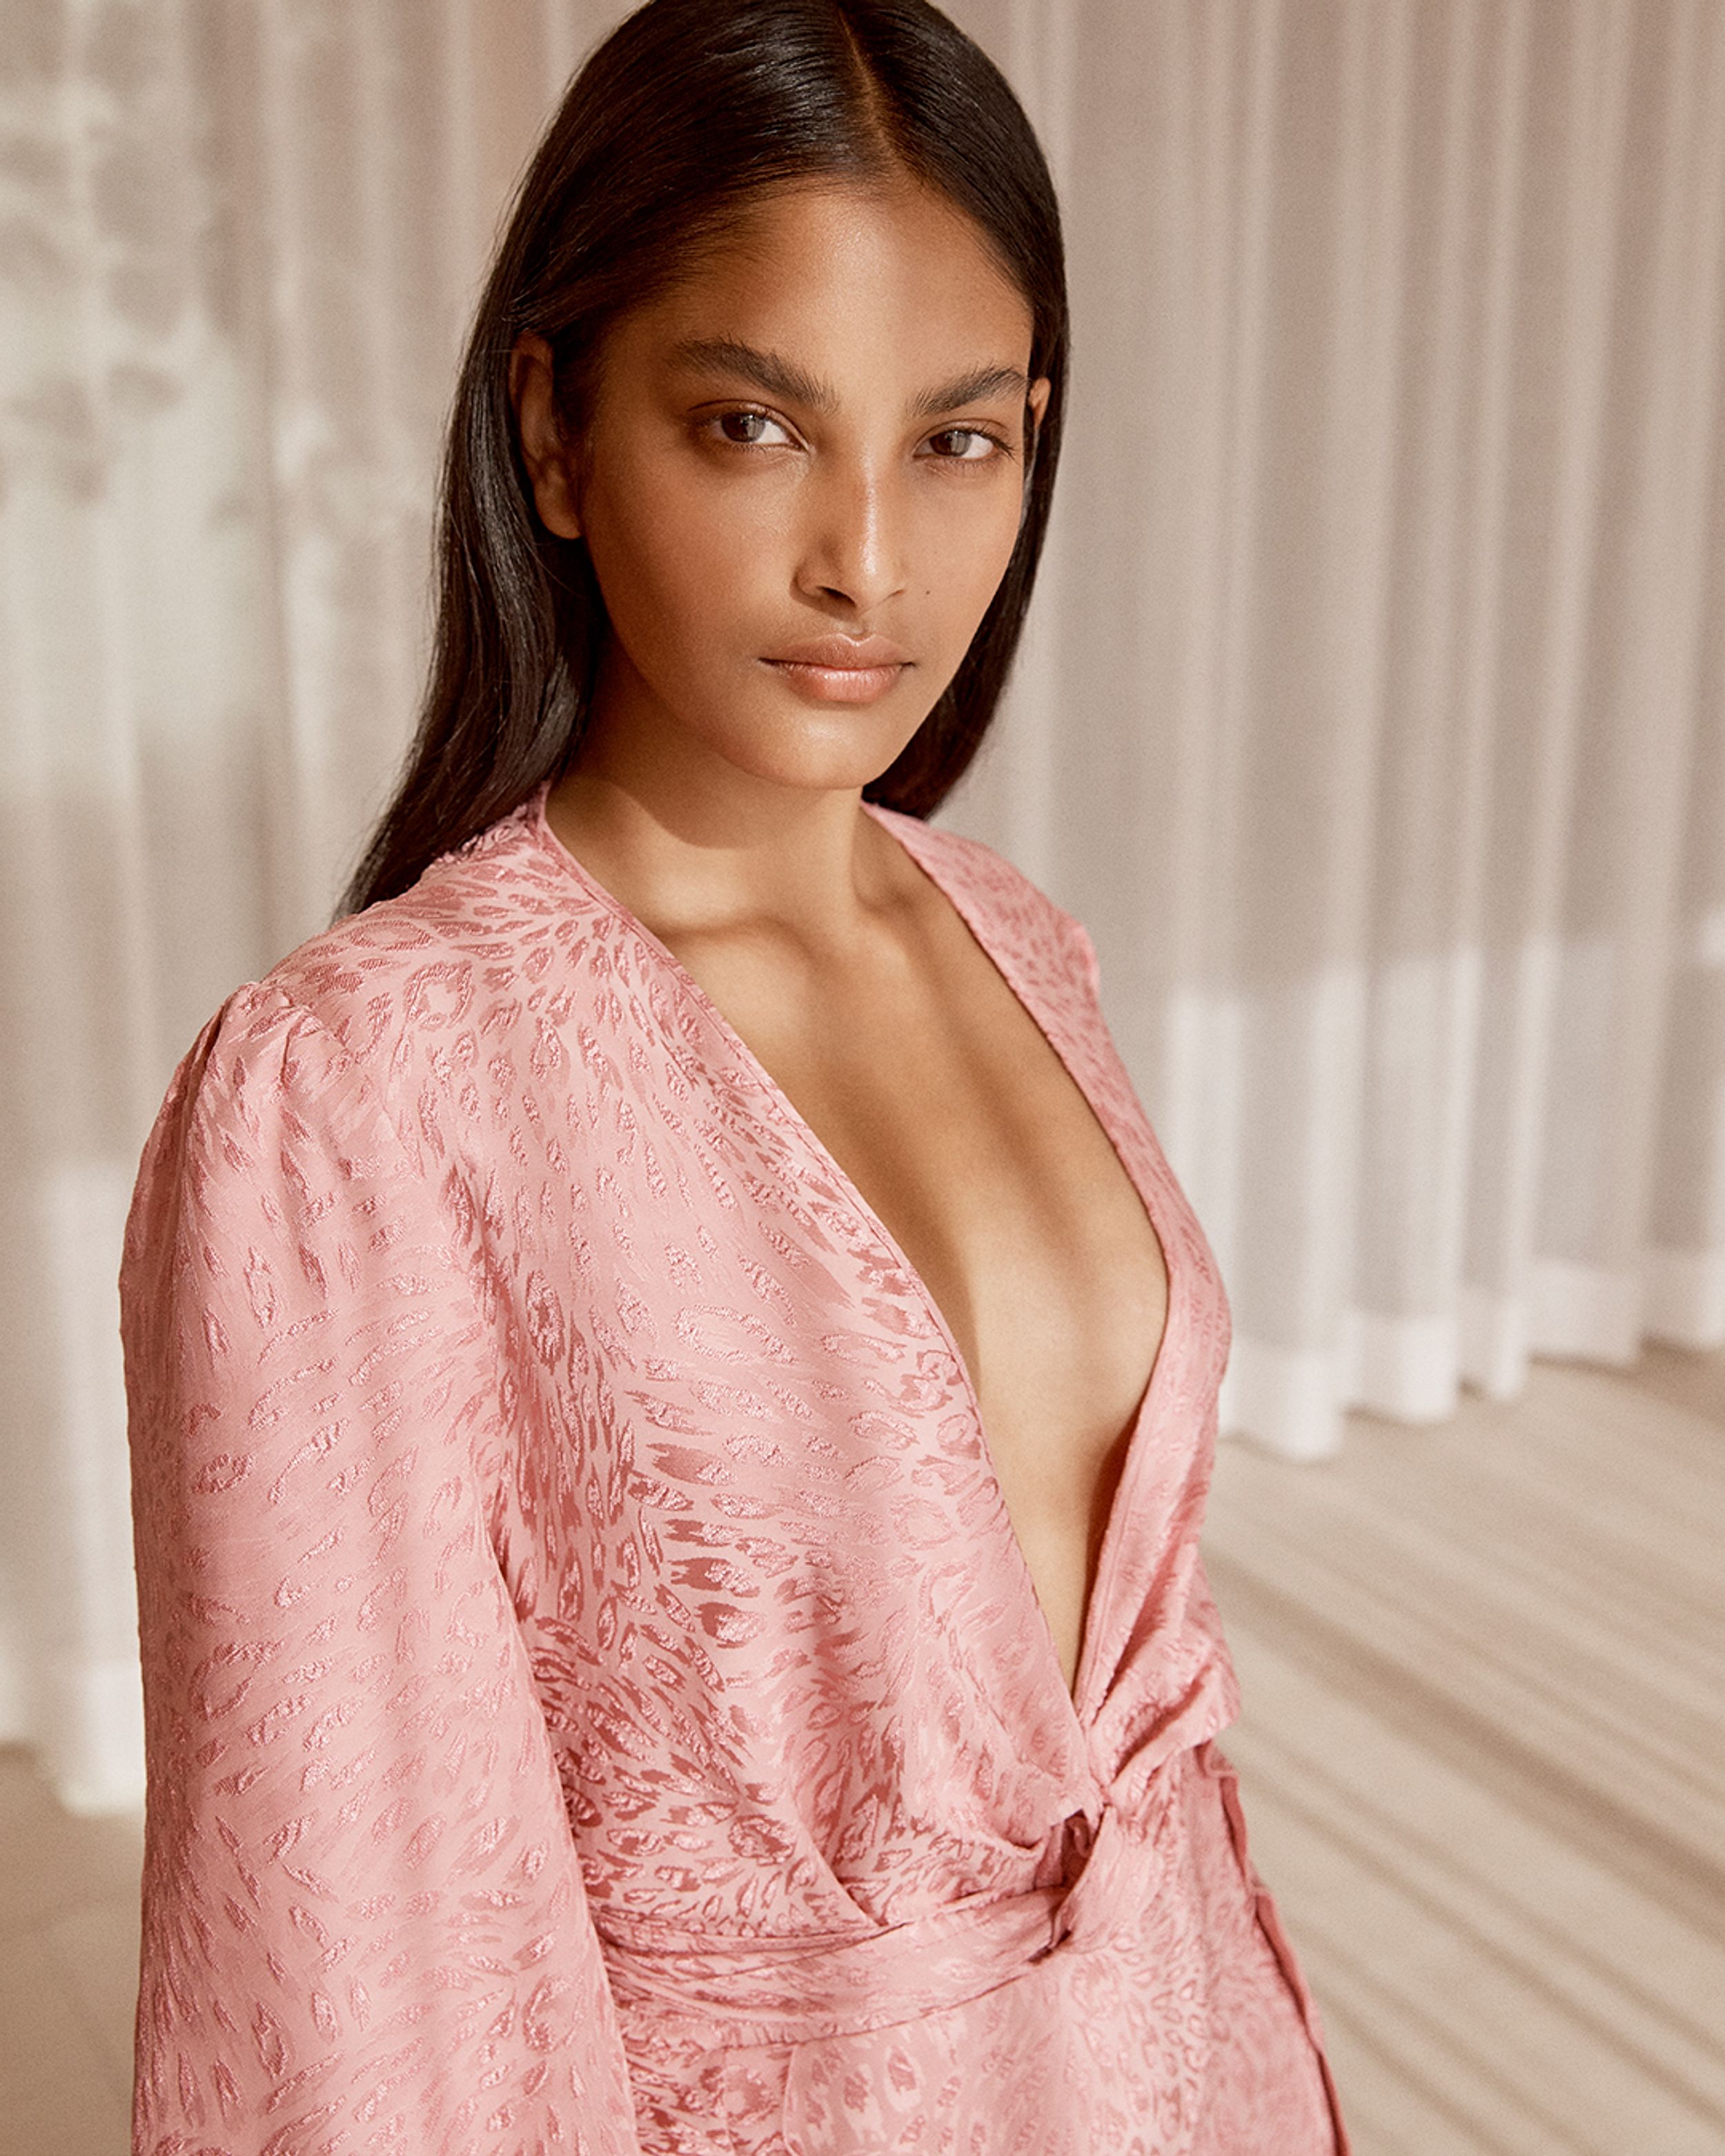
[{"left": 793, "top": 457, "right": 909, "bottom": 615}]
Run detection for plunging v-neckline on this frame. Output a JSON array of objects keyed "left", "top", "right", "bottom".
[{"left": 529, "top": 791, "right": 1179, "bottom": 1730}]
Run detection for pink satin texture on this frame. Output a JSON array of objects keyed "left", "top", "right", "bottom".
[{"left": 121, "top": 787, "right": 1347, "bottom": 2155}]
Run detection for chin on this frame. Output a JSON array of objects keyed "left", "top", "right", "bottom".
[{"left": 710, "top": 693, "right": 931, "bottom": 797}]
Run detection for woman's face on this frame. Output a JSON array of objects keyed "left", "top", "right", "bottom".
[{"left": 514, "top": 179, "right": 1051, "bottom": 800}]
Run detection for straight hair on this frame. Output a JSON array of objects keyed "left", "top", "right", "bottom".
[{"left": 344, "top": 0, "right": 1067, "bottom": 914}]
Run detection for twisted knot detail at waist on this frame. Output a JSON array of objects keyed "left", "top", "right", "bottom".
[{"left": 598, "top": 1776, "right": 1181, "bottom": 2050}]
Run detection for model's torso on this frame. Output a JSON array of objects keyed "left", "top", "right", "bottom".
[{"left": 600, "top": 810, "right": 1170, "bottom": 1697}]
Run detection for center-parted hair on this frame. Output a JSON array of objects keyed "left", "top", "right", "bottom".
[{"left": 345, "top": 0, "right": 1067, "bottom": 913}]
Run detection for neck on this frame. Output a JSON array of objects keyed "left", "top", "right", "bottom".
[{"left": 544, "top": 677, "right": 891, "bottom": 951}]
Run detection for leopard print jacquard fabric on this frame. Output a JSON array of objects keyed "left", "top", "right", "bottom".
[{"left": 121, "top": 791, "right": 1346, "bottom": 2155}]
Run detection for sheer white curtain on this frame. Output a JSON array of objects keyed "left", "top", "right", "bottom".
[
  {"left": 0, "top": 0, "right": 622, "bottom": 1812},
  {"left": 2, "top": 0, "right": 1720, "bottom": 1812},
  {"left": 954, "top": 0, "right": 1725, "bottom": 1454}
]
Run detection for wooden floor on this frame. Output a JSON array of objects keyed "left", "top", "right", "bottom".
[
  {"left": 1208, "top": 1342, "right": 1725, "bottom": 2156},
  {"left": 1, "top": 1343, "right": 1720, "bottom": 2155},
  {"left": 0, "top": 1750, "right": 139, "bottom": 2155}
]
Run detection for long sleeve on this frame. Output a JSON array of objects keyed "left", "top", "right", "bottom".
[{"left": 119, "top": 985, "right": 641, "bottom": 2156}]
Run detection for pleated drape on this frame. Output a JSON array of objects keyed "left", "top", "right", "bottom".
[
  {"left": 951, "top": 0, "right": 1725, "bottom": 1455},
  {"left": 1, "top": 0, "right": 1720, "bottom": 1810},
  {"left": 0, "top": 0, "right": 622, "bottom": 1811}
]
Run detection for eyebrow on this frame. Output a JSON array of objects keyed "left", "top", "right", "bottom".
[
  {"left": 669, "top": 338, "right": 1029, "bottom": 421},
  {"left": 910, "top": 364, "right": 1029, "bottom": 420}
]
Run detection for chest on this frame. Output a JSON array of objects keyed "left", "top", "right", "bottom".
[
  {"left": 409, "top": 828, "right": 1239, "bottom": 1930},
  {"left": 653, "top": 899, "right": 1170, "bottom": 1688}
]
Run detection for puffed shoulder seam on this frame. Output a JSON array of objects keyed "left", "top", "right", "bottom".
[
  {"left": 195, "top": 978, "right": 435, "bottom": 1187},
  {"left": 184, "top": 980, "right": 523, "bottom": 1498}
]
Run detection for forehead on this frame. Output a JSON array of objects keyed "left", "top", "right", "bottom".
[{"left": 620, "top": 180, "right": 1034, "bottom": 381}]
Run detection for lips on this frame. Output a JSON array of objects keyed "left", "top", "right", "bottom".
[
  {"left": 760, "top": 634, "right": 911, "bottom": 706},
  {"left": 765, "top": 635, "right": 909, "bottom": 669}
]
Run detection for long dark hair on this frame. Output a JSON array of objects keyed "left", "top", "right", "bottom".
[{"left": 344, "top": 0, "right": 1067, "bottom": 914}]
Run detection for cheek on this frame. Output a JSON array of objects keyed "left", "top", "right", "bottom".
[
  {"left": 911, "top": 483, "right": 1023, "bottom": 625},
  {"left": 584, "top": 461, "right": 775, "bottom": 653}
]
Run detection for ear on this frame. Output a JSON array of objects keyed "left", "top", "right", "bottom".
[
  {"left": 509, "top": 332, "right": 584, "bottom": 540},
  {"left": 1025, "top": 375, "right": 1052, "bottom": 455}
]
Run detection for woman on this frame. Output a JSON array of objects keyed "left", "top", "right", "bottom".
[{"left": 121, "top": 3, "right": 1347, "bottom": 2151}]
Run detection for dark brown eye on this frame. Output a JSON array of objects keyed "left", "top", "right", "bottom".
[
  {"left": 715, "top": 410, "right": 791, "bottom": 447},
  {"left": 927, "top": 428, "right": 999, "bottom": 462}
]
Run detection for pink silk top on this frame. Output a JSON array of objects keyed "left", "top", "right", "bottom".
[{"left": 121, "top": 791, "right": 1346, "bottom": 2156}]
